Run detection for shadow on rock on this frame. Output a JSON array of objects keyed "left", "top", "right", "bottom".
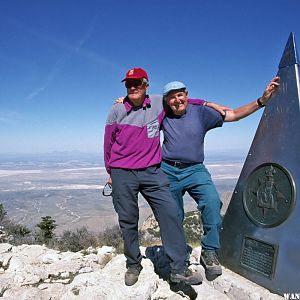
[
  {"left": 169, "top": 282, "right": 198, "bottom": 300},
  {"left": 145, "top": 245, "right": 171, "bottom": 280},
  {"left": 145, "top": 245, "right": 198, "bottom": 300}
]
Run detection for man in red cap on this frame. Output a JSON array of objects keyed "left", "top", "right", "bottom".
[
  {"left": 104, "top": 67, "right": 204, "bottom": 286},
  {"left": 121, "top": 67, "right": 149, "bottom": 82}
]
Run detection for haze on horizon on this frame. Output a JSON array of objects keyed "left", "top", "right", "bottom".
[{"left": 0, "top": 155, "right": 243, "bottom": 233}]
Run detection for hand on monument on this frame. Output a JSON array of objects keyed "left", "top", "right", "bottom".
[{"left": 260, "top": 76, "right": 280, "bottom": 105}]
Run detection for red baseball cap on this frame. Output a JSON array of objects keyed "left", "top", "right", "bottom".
[{"left": 121, "top": 68, "right": 149, "bottom": 82}]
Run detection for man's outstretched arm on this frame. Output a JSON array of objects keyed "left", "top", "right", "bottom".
[{"left": 224, "top": 76, "right": 280, "bottom": 122}]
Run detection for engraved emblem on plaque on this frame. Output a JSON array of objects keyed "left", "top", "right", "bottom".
[{"left": 243, "top": 163, "right": 295, "bottom": 227}]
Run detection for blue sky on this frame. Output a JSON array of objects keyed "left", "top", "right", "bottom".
[{"left": 1, "top": 0, "right": 300, "bottom": 157}]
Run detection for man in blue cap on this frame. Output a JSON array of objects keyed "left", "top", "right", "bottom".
[{"left": 161, "top": 77, "right": 279, "bottom": 280}]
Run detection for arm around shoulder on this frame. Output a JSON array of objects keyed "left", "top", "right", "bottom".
[{"left": 205, "top": 101, "right": 232, "bottom": 116}]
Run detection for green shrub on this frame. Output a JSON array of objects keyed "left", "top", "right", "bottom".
[
  {"left": 58, "top": 226, "right": 98, "bottom": 252},
  {"left": 36, "top": 216, "right": 57, "bottom": 243},
  {"left": 98, "top": 225, "right": 123, "bottom": 253}
]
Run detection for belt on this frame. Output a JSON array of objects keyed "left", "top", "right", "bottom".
[{"left": 162, "top": 159, "right": 197, "bottom": 169}]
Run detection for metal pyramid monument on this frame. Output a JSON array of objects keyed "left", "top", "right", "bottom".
[{"left": 219, "top": 33, "right": 300, "bottom": 295}]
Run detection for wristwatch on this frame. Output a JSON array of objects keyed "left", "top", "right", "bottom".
[{"left": 257, "top": 97, "right": 265, "bottom": 107}]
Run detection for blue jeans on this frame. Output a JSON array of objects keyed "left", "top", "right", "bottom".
[{"left": 161, "top": 162, "right": 222, "bottom": 250}]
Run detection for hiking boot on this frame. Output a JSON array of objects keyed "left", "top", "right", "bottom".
[
  {"left": 170, "top": 268, "right": 203, "bottom": 285},
  {"left": 124, "top": 264, "right": 143, "bottom": 286},
  {"left": 200, "top": 250, "right": 222, "bottom": 281}
]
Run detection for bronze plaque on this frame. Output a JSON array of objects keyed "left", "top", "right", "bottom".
[
  {"left": 240, "top": 236, "right": 278, "bottom": 278},
  {"left": 243, "top": 163, "right": 295, "bottom": 227}
]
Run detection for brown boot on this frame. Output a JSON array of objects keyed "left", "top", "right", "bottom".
[
  {"left": 200, "top": 250, "right": 222, "bottom": 281},
  {"left": 124, "top": 264, "right": 143, "bottom": 286}
]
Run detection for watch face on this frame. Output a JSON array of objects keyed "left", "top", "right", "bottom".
[{"left": 243, "top": 163, "right": 295, "bottom": 227}]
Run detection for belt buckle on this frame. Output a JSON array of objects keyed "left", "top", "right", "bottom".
[{"left": 174, "top": 161, "right": 181, "bottom": 168}]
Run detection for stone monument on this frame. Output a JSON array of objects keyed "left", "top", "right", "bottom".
[{"left": 219, "top": 32, "right": 300, "bottom": 295}]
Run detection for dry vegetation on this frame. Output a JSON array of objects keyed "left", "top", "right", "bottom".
[{"left": 1, "top": 202, "right": 204, "bottom": 253}]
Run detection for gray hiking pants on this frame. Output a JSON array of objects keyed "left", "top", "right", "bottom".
[{"left": 110, "top": 165, "right": 187, "bottom": 273}]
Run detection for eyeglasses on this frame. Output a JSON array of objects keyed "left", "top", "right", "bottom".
[
  {"left": 102, "top": 182, "right": 112, "bottom": 197},
  {"left": 125, "top": 79, "right": 144, "bottom": 89}
]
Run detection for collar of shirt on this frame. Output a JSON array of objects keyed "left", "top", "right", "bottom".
[{"left": 124, "top": 96, "right": 151, "bottom": 113}]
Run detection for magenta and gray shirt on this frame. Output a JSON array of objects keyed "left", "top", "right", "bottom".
[
  {"left": 104, "top": 95, "right": 205, "bottom": 173},
  {"left": 104, "top": 95, "right": 165, "bottom": 174}
]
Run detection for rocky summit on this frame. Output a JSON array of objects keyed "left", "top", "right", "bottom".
[{"left": 0, "top": 243, "right": 283, "bottom": 300}]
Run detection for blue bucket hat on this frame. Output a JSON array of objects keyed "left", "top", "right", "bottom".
[{"left": 163, "top": 81, "right": 186, "bottom": 96}]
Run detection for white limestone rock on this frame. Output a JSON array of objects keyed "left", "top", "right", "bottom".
[
  {"left": 190, "top": 246, "right": 202, "bottom": 265},
  {"left": 83, "top": 246, "right": 97, "bottom": 254},
  {"left": 0, "top": 274, "right": 14, "bottom": 296},
  {"left": 0, "top": 243, "right": 12, "bottom": 254},
  {"left": 0, "top": 244, "right": 285, "bottom": 300},
  {"left": 206, "top": 267, "right": 283, "bottom": 300},
  {"left": 2, "top": 284, "right": 67, "bottom": 300},
  {"left": 0, "top": 253, "right": 12, "bottom": 269},
  {"left": 41, "top": 251, "right": 62, "bottom": 264},
  {"left": 194, "top": 281, "right": 230, "bottom": 299},
  {"left": 3, "top": 286, "right": 48, "bottom": 300},
  {"left": 96, "top": 245, "right": 115, "bottom": 255},
  {"left": 78, "top": 266, "right": 93, "bottom": 274}
]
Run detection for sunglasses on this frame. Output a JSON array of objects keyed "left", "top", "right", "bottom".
[
  {"left": 102, "top": 182, "right": 112, "bottom": 197},
  {"left": 125, "top": 79, "right": 144, "bottom": 89}
]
